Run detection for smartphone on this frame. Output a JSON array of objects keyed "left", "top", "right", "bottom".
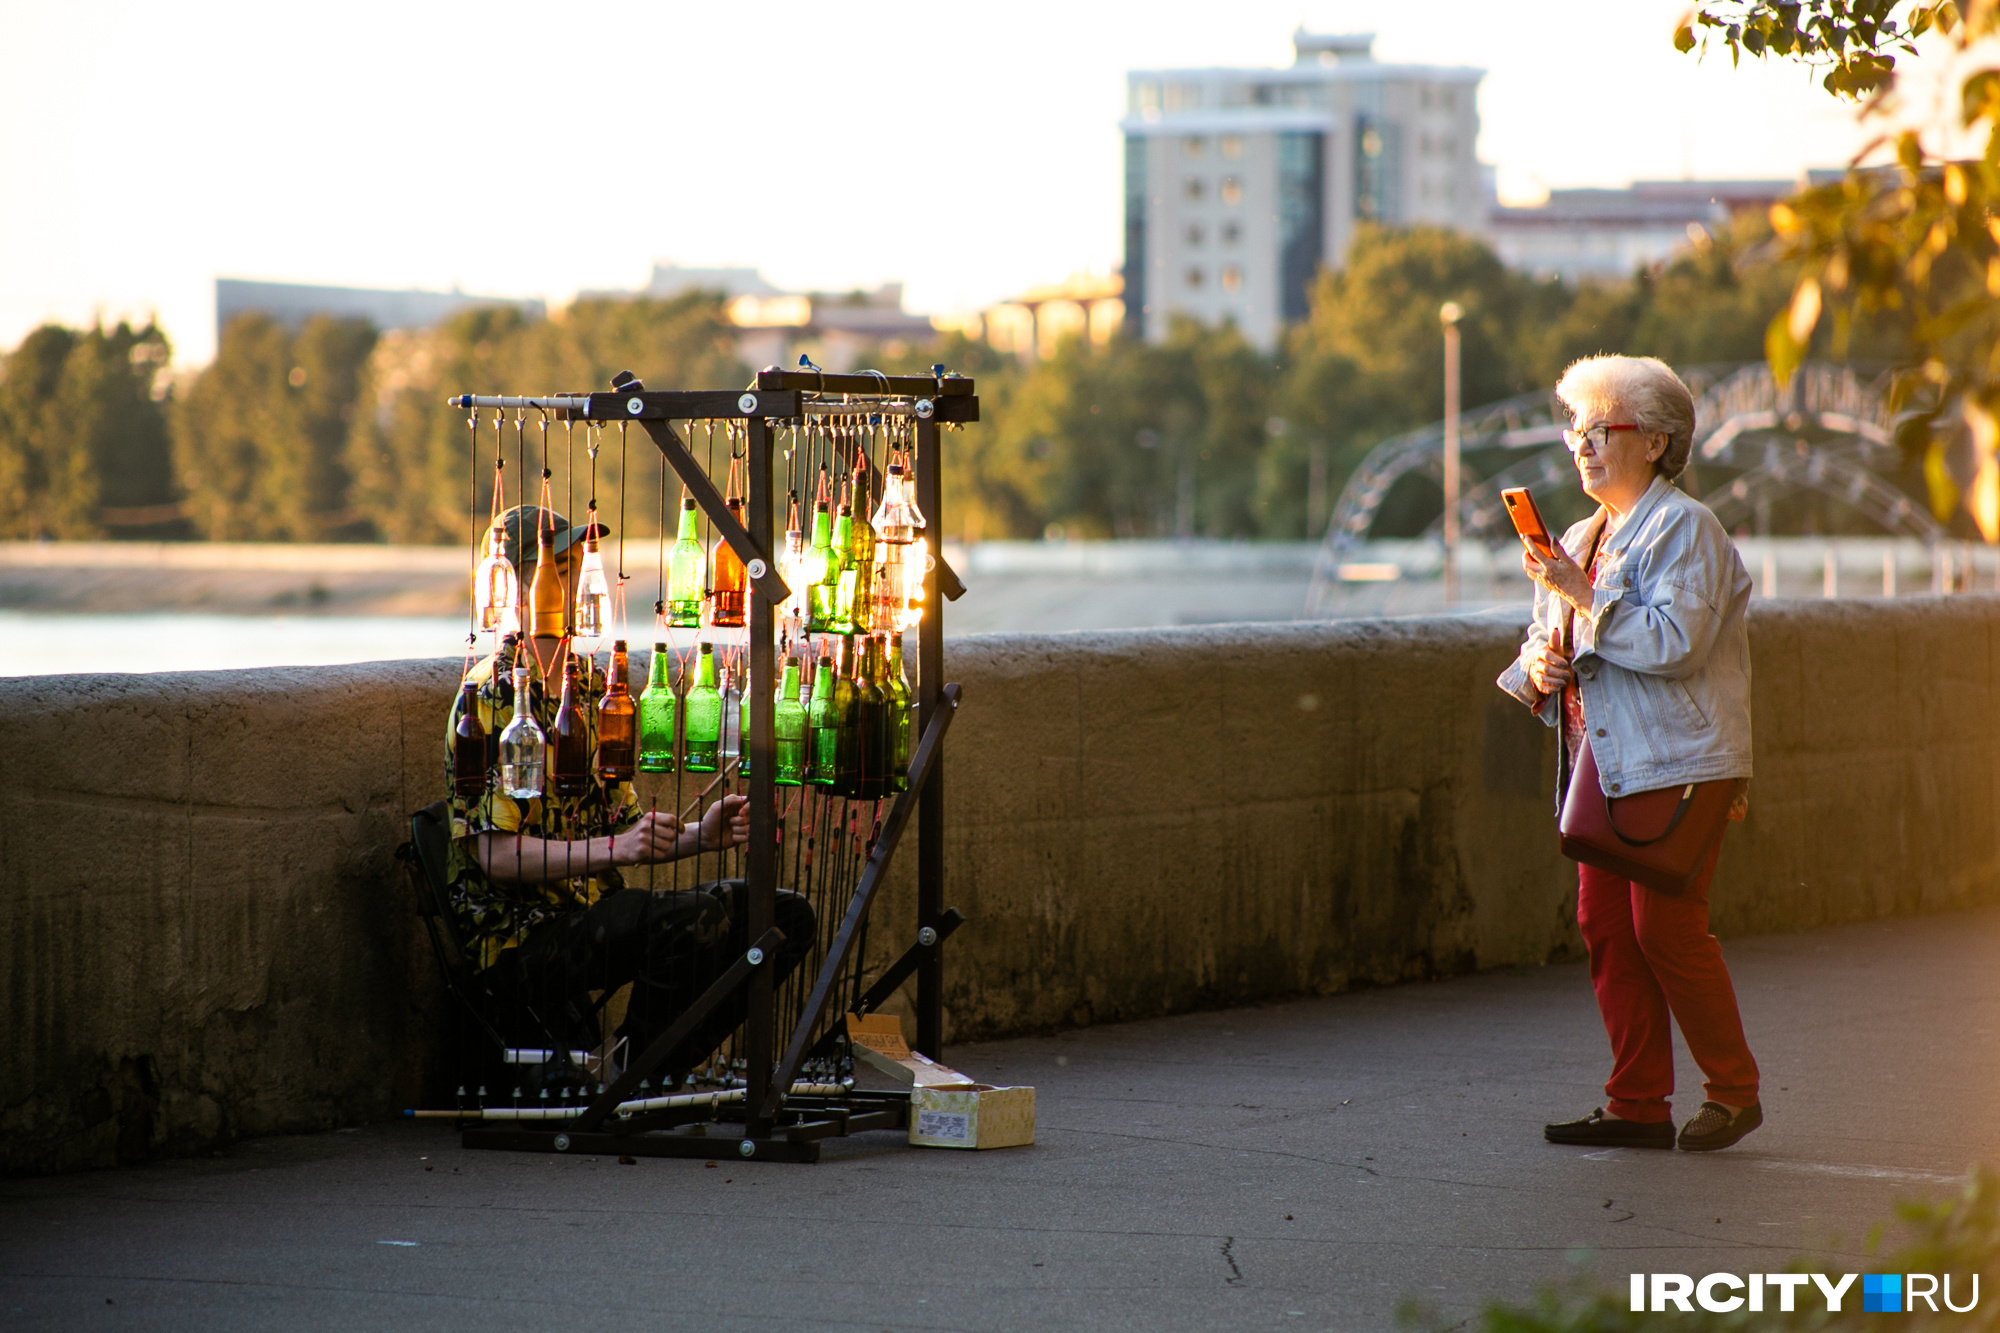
[{"left": 1501, "top": 488, "right": 1560, "bottom": 561}]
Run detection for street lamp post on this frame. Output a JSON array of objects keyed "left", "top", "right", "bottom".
[{"left": 1440, "top": 301, "right": 1463, "bottom": 608}]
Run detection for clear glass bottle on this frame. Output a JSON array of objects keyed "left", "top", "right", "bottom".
[
  {"left": 452, "top": 680, "right": 487, "bottom": 799},
  {"left": 711, "top": 497, "right": 747, "bottom": 628},
  {"left": 637, "top": 643, "right": 676, "bottom": 774},
  {"left": 572, "top": 530, "right": 610, "bottom": 653},
  {"left": 667, "top": 496, "right": 704, "bottom": 629},
  {"left": 778, "top": 494, "right": 807, "bottom": 634},
  {"left": 499, "top": 665, "right": 546, "bottom": 799},
  {"left": 683, "top": 643, "right": 722, "bottom": 773},
  {"left": 774, "top": 656, "right": 807, "bottom": 787},
  {"left": 720, "top": 662, "right": 743, "bottom": 763},
  {"left": 595, "top": 639, "right": 635, "bottom": 785},
  {"left": 550, "top": 655, "right": 591, "bottom": 797},
  {"left": 804, "top": 500, "right": 839, "bottom": 633},
  {"left": 474, "top": 521, "right": 519, "bottom": 634}
]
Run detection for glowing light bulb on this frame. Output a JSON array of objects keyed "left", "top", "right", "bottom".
[{"left": 869, "top": 461, "right": 926, "bottom": 546}]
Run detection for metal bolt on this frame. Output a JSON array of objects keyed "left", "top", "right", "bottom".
[
  {"left": 918, "top": 926, "right": 938, "bottom": 947},
  {"left": 626, "top": 397, "right": 644, "bottom": 415},
  {"left": 739, "top": 1139, "right": 757, "bottom": 1158},
  {"left": 914, "top": 398, "right": 935, "bottom": 420},
  {"left": 738, "top": 393, "right": 759, "bottom": 414},
  {"left": 553, "top": 1133, "right": 571, "bottom": 1152},
  {"left": 747, "top": 558, "right": 768, "bottom": 580},
  {"left": 746, "top": 946, "right": 766, "bottom": 966}
]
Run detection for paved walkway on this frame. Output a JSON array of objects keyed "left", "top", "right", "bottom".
[{"left": 5, "top": 908, "right": 1997, "bottom": 1331}]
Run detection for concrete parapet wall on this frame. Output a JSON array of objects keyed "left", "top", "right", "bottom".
[{"left": 6, "top": 598, "right": 1998, "bottom": 1173}]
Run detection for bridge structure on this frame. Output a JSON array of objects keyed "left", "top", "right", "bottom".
[{"left": 1305, "top": 361, "right": 1942, "bottom": 615}]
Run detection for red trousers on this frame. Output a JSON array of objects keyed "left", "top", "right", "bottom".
[{"left": 1575, "top": 839, "right": 1760, "bottom": 1123}]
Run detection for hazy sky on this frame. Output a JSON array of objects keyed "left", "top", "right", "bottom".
[{"left": 1, "top": 0, "right": 1906, "bottom": 365}]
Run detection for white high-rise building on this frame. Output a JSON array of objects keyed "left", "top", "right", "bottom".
[{"left": 1121, "top": 30, "right": 1485, "bottom": 348}]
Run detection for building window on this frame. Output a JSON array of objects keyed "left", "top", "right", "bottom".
[
  {"left": 1185, "top": 223, "right": 1205, "bottom": 246},
  {"left": 1355, "top": 116, "right": 1402, "bottom": 224},
  {"left": 1123, "top": 135, "right": 1147, "bottom": 339},
  {"left": 1222, "top": 221, "right": 1241, "bottom": 245},
  {"left": 1133, "top": 81, "right": 1161, "bottom": 117},
  {"left": 1185, "top": 267, "right": 1205, "bottom": 289},
  {"left": 1220, "top": 176, "right": 1243, "bottom": 206},
  {"left": 1278, "top": 130, "right": 1325, "bottom": 322},
  {"left": 1183, "top": 135, "right": 1206, "bottom": 156},
  {"left": 1221, "top": 135, "right": 1243, "bottom": 159},
  {"left": 1184, "top": 176, "right": 1205, "bottom": 201},
  {"left": 1221, "top": 265, "right": 1243, "bottom": 293},
  {"left": 1441, "top": 88, "right": 1456, "bottom": 111}
]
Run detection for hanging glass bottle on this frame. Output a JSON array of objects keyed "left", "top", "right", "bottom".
[
  {"left": 806, "top": 655, "right": 837, "bottom": 787},
  {"left": 452, "top": 681, "right": 488, "bottom": 799},
  {"left": 474, "top": 520, "right": 519, "bottom": 634},
  {"left": 683, "top": 643, "right": 722, "bottom": 773},
  {"left": 637, "top": 643, "right": 676, "bottom": 774},
  {"left": 774, "top": 655, "right": 807, "bottom": 787},
  {"left": 720, "top": 660, "right": 743, "bottom": 763},
  {"left": 572, "top": 512, "right": 610, "bottom": 655},
  {"left": 499, "top": 665, "right": 546, "bottom": 799},
  {"left": 854, "top": 635, "right": 889, "bottom": 801},
  {"left": 778, "top": 493, "right": 808, "bottom": 635},
  {"left": 887, "top": 634, "right": 912, "bottom": 791},
  {"left": 526, "top": 511, "right": 566, "bottom": 639},
  {"left": 804, "top": 496, "right": 840, "bottom": 633},
  {"left": 829, "top": 497, "right": 856, "bottom": 633},
  {"left": 712, "top": 497, "right": 748, "bottom": 628},
  {"left": 830, "top": 636, "right": 861, "bottom": 798},
  {"left": 550, "top": 656, "right": 591, "bottom": 797},
  {"left": 667, "top": 495, "right": 704, "bottom": 629},
  {"left": 845, "top": 456, "right": 876, "bottom": 633},
  {"left": 595, "top": 639, "right": 635, "bottom": 785}
]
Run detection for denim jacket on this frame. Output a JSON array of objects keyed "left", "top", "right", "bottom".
[{"left": 1496, "top": 474, "right": 1753, "bottom": 808}]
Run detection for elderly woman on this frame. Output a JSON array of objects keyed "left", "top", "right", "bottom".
[{"left": 1497, "top": 355, "right": 1761, "bottom": 1153}]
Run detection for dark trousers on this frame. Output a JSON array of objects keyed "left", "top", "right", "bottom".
[{"left": 486, "top": 881, "right": 815, "bottom": 1079}]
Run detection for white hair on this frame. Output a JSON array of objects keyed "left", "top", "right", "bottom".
[{"left": 1554, "top": 355, "right": 1697, "bottom": 480}]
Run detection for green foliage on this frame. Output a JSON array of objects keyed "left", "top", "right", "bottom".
[
  {"left": 0, "top": 320, "right": 175, "bottom": 539},
  {"left": 1679, "top": 0, "right": 1958, "bottom": 97},
  {"left": 174, "top": 313, "right": 378, "bottom": 540},
  {"left": 344, "top": 294, "right": 745, "bottom": 545},
  {"left": 1400, "top": 1166, "right": 2000, "bottom": 1331}
]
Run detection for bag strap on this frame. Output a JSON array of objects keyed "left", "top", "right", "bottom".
[{"left": 1604, "top": 783, "right": 1697, "bottom": 846}]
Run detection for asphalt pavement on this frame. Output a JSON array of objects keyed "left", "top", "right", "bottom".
[{"left": 4, "top": 907, "right": 1996, "bottom": 1332}]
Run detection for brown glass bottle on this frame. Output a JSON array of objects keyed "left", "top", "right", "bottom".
[
  {"left": 550, "top": 656, "right": 592, "bottom": 797},
  {"left": 452, "top": 681, "right": 488, "bottom": 799},
  {"left": 712, "top": 497, "right": 747, "bottom": 627},
  {"left": 595, "top": 639, "right": 636, "bottom": 784}
]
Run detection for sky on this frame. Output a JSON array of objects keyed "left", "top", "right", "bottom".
[{"left": 0, "top": 0, "right": 1924, "bottom": 366}]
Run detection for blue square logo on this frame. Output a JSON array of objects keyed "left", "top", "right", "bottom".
[{"left": 1863, "top": 1274, "right": 1902, "bottom": 1313}]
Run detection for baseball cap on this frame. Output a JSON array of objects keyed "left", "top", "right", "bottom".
[{"left": 493, "top": 505, "right": 610, "bottom": 572}]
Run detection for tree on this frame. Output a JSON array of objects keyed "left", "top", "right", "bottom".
[
  {"left": 1681, "top": 0, "right": 2000, "bottom": 533},
  {"left": 0, "top": 321, "right": 175, "bottom": 540},
  {"left": 174, "top": 313, "right": 377, "bottom": 541}
]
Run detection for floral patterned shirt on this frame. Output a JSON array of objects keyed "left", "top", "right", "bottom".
[{"left": 445, "top": 649, "right": 641, "bottom": 971}]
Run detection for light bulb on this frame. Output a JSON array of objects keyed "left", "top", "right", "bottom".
[{"left": 869, "top": 461, "right": 927, "bottom": 545}]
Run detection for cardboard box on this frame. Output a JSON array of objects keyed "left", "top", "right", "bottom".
[
  {"left": 843, "top": 1013, "right": 1036, "bottom": 1149},
  {"left": 909, "top": 1084, "right": 1036, "bottom": 1150}
]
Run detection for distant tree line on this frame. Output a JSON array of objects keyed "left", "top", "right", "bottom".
[{"left": 0, "top": 219, "right": 1893, "bottom": 545}]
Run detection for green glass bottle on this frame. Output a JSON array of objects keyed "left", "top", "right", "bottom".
[
  {"left": 637, "top": 642, "right": 676, "bottom": 773},
  {"left": 830, "top": 636, "right": 861, "bottom": 798},
  {"left": 828, "top": 503, "right": 855, "bottom": 633},
  {"left": 736, "top": 666, "right": 752, "bottom": 780},
  {"left": 683, "top": 642, "right": 721, "bottom": 773},
  {"left": 804, "top": 500, "right": 840, "bottom": 633},
  {"left": 844, "top": 460, "right": 876, "bottom": 633},
  {"left": 667, "top": 497, "right": 704, "bottom": 628},
  {"left": 854, "top": 635, "right": 889, "bottom": 801},
  {"left": 774, "top": 657, "right": 807, "bottom": 787},
  {"left": 887, "top": 635, "right": 912, "bottom": 792},
  {"left": 806, "top": 656, "right": 838, "bottom": 787}
]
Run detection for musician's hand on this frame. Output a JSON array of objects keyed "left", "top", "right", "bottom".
[
  {"left": 1525, "top": 640, "right": 1574, "bottom": 695},
  {"left": 684, "top": 793, "right": 750, "bottom": 854},
  {"left": 611, "top": 811, "right": 683, "bottom": 866}
]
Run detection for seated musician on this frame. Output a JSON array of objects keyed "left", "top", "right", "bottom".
[{"left": 444, "top": 505, "right": 815, "bottom": 1088}]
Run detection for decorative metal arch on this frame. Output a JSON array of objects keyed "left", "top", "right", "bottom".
[{"left": 1306, "top": 361, "right": 1926, "bottom": 614}]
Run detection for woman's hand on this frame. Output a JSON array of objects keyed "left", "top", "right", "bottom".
[
  {"left": 1521, "top": 541, "right": 1595, "bottom": 615},
  {"left": 610, "top": 811, "right": 684, "bottom": 866},
  {"left": 683, "top": 793, "right": 751, "bottom": 854},
  {"left": 1524, "top": 639, "right": 1575, "bottom": 696}
]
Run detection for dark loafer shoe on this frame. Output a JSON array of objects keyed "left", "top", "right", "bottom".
[
  {"left": 1677, "top": 1101, "right": 1762, "bottom": 1152},
  {"left": 1544, "top": 1108, "right": 1676, "bottom": 1148}
]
